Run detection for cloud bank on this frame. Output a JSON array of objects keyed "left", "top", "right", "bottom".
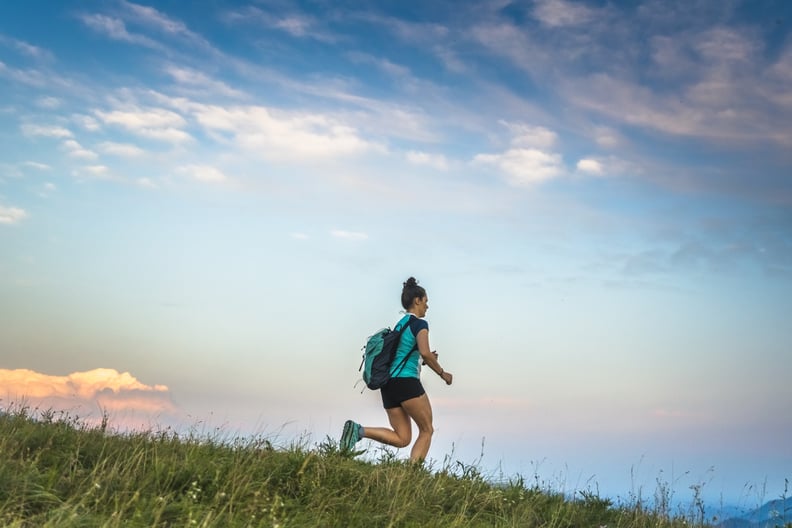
[{"left": 0, "top": 368, "right": 180, "bottom": 430}]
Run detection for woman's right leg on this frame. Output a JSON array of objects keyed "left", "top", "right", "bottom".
[{"left": 361, "top": 406, "right": 412, "bottom": 448}]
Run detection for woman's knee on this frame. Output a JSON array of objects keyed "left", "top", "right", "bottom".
[
  {"left": 395, "top": 436, "right": 411, "bottom": 448},
  {"left": 418, "top": 423, "right": 434, "bottom": 436}
]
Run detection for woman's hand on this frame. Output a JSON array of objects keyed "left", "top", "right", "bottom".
[{"left": 440, "top": 371, "right": 453, "bottom": 386}]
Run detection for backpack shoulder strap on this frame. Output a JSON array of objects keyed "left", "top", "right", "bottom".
[{"left": 391, "top": 315, "right": 418, "bottom": 377}]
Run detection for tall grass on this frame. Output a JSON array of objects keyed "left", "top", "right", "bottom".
[{"left": 0, "top": 407, "right": 717, "bottom": 527}]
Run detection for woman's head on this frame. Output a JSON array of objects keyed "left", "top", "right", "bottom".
[{"left": 401, "top": 277, "right": 428, "bottom": 315}]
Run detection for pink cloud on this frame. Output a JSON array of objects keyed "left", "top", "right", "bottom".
[{"left": 0, "top": 368, "right": 181, "bottom": 430}]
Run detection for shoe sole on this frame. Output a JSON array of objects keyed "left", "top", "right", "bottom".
[{"left": 341, "top": 420, "right": 355, "bottom": 451}]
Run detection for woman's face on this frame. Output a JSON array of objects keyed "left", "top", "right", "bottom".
[{"left": 413, "top": 295, "right": 429, "bottom": 317}]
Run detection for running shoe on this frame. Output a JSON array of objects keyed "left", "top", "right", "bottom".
[{"left": 340, "top": 420, "right": 362, "bottom": 451}]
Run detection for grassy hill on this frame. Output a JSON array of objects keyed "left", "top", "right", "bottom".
[{"left": 0, "top": 407, "right": 750, "bottom": 527}]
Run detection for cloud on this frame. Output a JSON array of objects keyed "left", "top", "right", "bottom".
[
  {"left": 693, "top": 27, "right": 759, "bottom": 64},
  {"left": 95, "top": 107, "right": 192, "bottom": 144},
  {"left": 136, "top": 177, "right": 158, "bottom": 189},
  {"left": 406, "top": 150, "right": 449, "bottom": 171},
  {"left": 164, "top": 66, "right": 246, "bottom": 98},
  {"left": 532, "top": 0, "right": 598, "bottom": 28},
  {"left": 121, "top": 0, "right": 215, "bottom": 51},
  {"left": 473, "top": 123, "right": 566, "bottom": 186},
  {"left": 37, "top": 182, "right": 57, "bottom": 197},
  {"left": 97, "top": 141, "right": 146, "bottom": 158},
  {"left": 21, "top": 124, "right": 73, "bottom": 139},
  {"left": 193, "top": 104, "right": 383, "bottom": 160},
  {"left": 0, "top": 34, "right": 55, "bottom": 61},
  {"left": 290, "top": 232, "right": 309, "bottom": 240},
  {"left": 72, "top": 165, "right": 111, "bottom": 180},
  {"left": 475, "top": 148, "right": 565, "bottom": 186},
  {"left": 346, "top": 52, "right": 412, "bottom": 78},
  {"left": 23, "top": 161, "right": 51, "bottom": 171},
  {"left": 0, "top": 61, "right": 45, "bottom": 86},
  {"left": 36, "top": 96, "right": 61, "bottom": 109},
  {"left": 176, "top": 164, "right": 228, "bottom": 183},
  {"left": 470, "top": 22, "right": 549, "bottom": 79},
  {"left": 359, "top": 12, "right": 449, "bottom": 44},
  {"left": 79, "top": 13, "right": 163, "bottom": 50},
  {"left": 0, "top": 206, "right": 27, "bottom": 225},
  {"left": 593, "top": 126, "right": 621, "bottom": 148},
  {"left": 576, "top": 158, "right": 603, "bottom": 174},
  {"left": 0, "top": 368, "right": 178, "bottom": 429},
  {"left": 499, "top": 121, "right": 558, "bottom": 149},
  {"left": 227, "top": 7, "right": 339, "bottom": 43},
  {"left": 331, "top": 229, "right": 368, "bottom": 240},
  {"left": 72, "top": 114, "right": 101, "bottom": 131},
  {"left": 62, "top": 139, "right": 99, "bottom": 160}
]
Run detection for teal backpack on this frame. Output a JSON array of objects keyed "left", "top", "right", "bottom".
[{"left": 359, "top": 316, "right": 414, "bottom": 390}]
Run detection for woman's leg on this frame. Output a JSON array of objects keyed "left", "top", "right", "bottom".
[
  {"left": 361, "top": 406, "right": 412, "bottom": 448},
  {"left": 400, "top": 393, "right": 434, "bottom": 462}
]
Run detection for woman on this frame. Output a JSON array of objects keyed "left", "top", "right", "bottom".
[{"left": 341, "top": 277, "right": 453, "bottom": 462}]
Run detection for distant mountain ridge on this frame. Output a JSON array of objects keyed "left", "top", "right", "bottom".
[{"left": 718, "top": 499, "right": 791, "bottom": 528}]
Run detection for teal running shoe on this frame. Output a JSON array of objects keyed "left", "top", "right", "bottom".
[{"left": 340, "top": 420, "right": 362, "bottom": 451}]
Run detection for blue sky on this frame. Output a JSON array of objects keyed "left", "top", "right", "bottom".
[{"left": 1, "top": 0, "right": 791, "bottom": 510}]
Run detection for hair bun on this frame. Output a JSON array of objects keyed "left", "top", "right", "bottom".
[{"left": 403, "top": 277, "right": 418, "bottom": 288}]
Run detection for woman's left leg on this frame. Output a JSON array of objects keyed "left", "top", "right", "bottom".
[{"left": 400, "top": 393, "right": 434, "bottom": 462}]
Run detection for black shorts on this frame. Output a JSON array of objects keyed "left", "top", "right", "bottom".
[{"left": 380, "top": 377, "right": 425, "bottom": 409}]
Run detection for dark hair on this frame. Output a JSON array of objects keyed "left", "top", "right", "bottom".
[{"left": 401, "top": 277, "right": 426, "bottom": 310}]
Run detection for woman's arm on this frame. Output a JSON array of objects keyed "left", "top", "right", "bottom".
[{"left": 415, "top": 329, "right": 453, "bottom": 385}]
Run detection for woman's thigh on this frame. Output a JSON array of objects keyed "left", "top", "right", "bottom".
[
  {"left": 386, "top": 405, "right": 412, "bottom": 440},
  {"left": 400, "top": 393, "right": 433, "bottom": 432}
]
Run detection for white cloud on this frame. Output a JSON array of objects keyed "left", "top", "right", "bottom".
[
  {"left": 532, "top": 0, "right": 597, "bottom": 28},
  {"left": 594, "top": 126, "right": 621, "bottom": 148},
  {"left": 62, "top": 139, "right": 99, "bottom": 160},
  {"left": 0, "top": 61, "right": 49, "bottom": 87},
  {"left": 500, "top": 121, "right": 558, "bottom": 149},
  {"left": 0, "top": 205, "right": 27, "bottom": 225},
  {"left": 38, "top": 182, "right": 57, "bottom": 197},
  {"left": 23, "top": 161, "right": 51, "bottom": 171},
  {"left": 331, "top": 229, "right": 368, "bottom": 240},
  {"left": 406, "top": 150, "right": 449, "bottom": 171},
  {"left": 79, "top": 13, "right": 162, "bottom": 50},
  {"left": 73, "top": 114, "right": 101, "bottom": 131},
  {"left": 347, "top": 52, "right": 411, "bottom": 78},
  {"left": 36, "top": 96, "right": 61, "bottom": 109},
  {"left": 21, "top": 124, "right": 73, "bottom": 138},
  {"left": 576, "top": 158, "right": 603, "bottom": 174},
  {"left": 164, "top": 65, "right": 245, "bottom": 98},
  {"left": 95, "top": 107, "right": 192, "bottom": 144},
  {"left": 226, "top": 7, "right": 338, "bottom": 43},
  {"left": 0, "top": 35, "right": 55, "bottom": 61},
  {"left": 176, "top": 164, "right": 228, "bottom": 183},
  {"left": 136, "top": 177, "right": 159, "bottom": 189},
  {"left": 193, "top": 104, "right": 383, "bottom": 160},
  {"left": 694, "top": 27, "right": 758, "bottom": 64},
  {"left": 473, "top": 122, "right": 566, "bottom": 186},
  {"left": 275, "top": 15, "right": 314, "bottom": 37},
  {"left": 98, "top": 141, "right": 146, "bottom": 158},
  {"left": 78, "top": 165, "right": 110, "bottom": 177},
  {"left": 121, "top": 0, "right": 214, "bottom": 51},
  {"left": 290, "top": 232, "right": 309, "bottom": 240},
  {"left": 474, "top": 148, "right": 565, "bottom": 186}
]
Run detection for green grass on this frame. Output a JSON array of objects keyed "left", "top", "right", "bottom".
[{"left": 0, "top": 407, "right": 713, "bottom": 527}]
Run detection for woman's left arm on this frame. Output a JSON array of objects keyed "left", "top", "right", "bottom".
[{"left": 416, "top": 329, "right": 452, "bottom": 384}]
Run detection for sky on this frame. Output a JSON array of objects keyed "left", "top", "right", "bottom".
[{"left": 1, "top": 0, "right": 791, "bottom": 512}]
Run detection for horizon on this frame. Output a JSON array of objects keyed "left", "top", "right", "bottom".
[{"left": 1, "top": 0, "right": 790, "bottom": 510}]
